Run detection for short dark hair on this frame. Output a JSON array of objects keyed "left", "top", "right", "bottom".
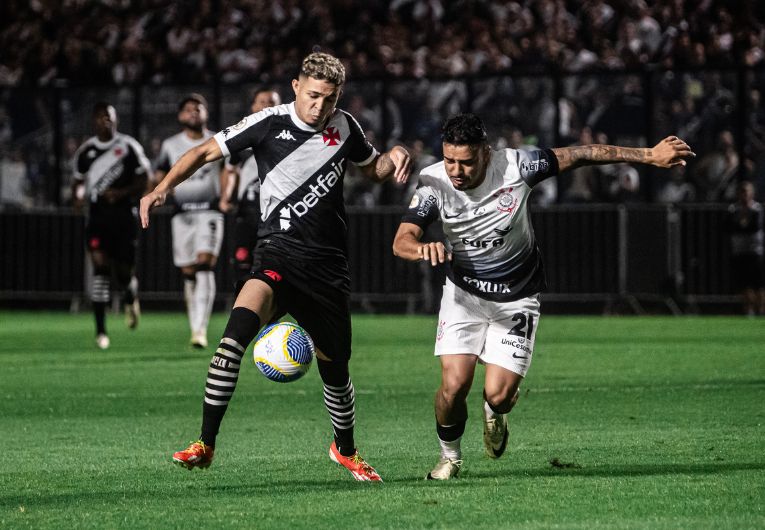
[
  {"left": 442, "top": 113, "right": 488, "bottom": 145},
  {"left": 178, "top": 93, "right": 208, "bottom": 111},
  {"left": 92, "top": 101, "right": 113, "bottom": 116},
  {"left": 251, "top": 86, "right": 271, "bottom": 99}
]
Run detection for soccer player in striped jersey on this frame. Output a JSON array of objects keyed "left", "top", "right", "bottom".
[
  {"left": 393, "top": 114, "right": 695, "bottom": 479},
  {"left": 153, "top": 93, "right": 226, "bottom": 349},
  {"left": 219, "top": 87, "right": 282, "bottom": 285},
  {"left": 72, "top": 102, "right": 151, "bottom": 350},
  {"left": 140, "top": 52, "right": 412, "bottom": 481}
]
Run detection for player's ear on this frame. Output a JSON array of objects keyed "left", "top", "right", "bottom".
[{"left": 291, "top": 78, "right": 300, "bottom": 96}]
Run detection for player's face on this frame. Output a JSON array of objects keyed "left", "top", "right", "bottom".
[
  {"left": 443, "top": 143, "right": 490, "bottom": 190},
  {"left": 93, "top": 106, "right": 117, "bottom": 138},
  {"left": 292, "top": 76, "right": 341, "bottom": 128},
  {"left": 178, "top": 101, "right": 208, "bottom": 131},
  {"left": 251, "top": 91, "right": 280, "bottom": 113}
]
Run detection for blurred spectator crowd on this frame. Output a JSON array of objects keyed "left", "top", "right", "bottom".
[
  {"left": 2, "top": 0, "right": 765, "bottom": 208},
  {"left": 2, "top": 0, "right": 765, "bottom": 84}
]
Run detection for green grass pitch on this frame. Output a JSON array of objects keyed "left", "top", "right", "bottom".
[{"left": 1, "top": 311, "right": 763, "bottom": 529}]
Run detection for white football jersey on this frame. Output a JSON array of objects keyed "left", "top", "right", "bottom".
[
  {"left": 402, "top": 147, "right": 558, "bottom": 301},
  {"left": 155, "top": 130, "right": 222, "bottom": 210}
]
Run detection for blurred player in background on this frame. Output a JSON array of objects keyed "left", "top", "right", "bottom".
[
  {"left": 154, "top": 94, "right": 226, "bottom": 348},
  {"left": 72, "top": 102, "right": 151, "bottom": 350},
  {"left": 140, "top": 53, "right": 411, "bottom": 481},
  {"left": 393, "top": 113, "right": 695, "bottom": 480},
  {"left": 725, "top": 180, "right": 764, "bottom": 315},
  {"left": 220, "top": 87, "right": 281, "bottom": 285}
]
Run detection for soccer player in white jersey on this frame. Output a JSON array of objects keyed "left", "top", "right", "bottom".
[
  {"left": 219, "top": 87, "right": 282, "bottom": 285},
  {"left": 140, "top": 53, "right": 411, "bottom": 481},
  {"left": 72, "top": 102, "right": 151, "bottom": 350},
  {"left": 154, "top": 93, "right": 226, "bottom": 349},
  {"left": 393, "top": 114, "right": 695, "bottom": 480}
]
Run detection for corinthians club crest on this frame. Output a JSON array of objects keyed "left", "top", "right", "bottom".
[{"left": 495, "top": 187, "right": 518, "bottom": 214}]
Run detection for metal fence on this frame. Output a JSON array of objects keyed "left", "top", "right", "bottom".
[
  {"left": 0, "top": 204, "right": 735, "bottom": 314},
  {"left": 2, "top": 65, "right": 765, "bottom": 208}
]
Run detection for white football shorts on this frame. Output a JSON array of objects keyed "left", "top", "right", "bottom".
[
  {"left": 171, "top": 210, "right": 224, "bottom": 267},
  {"left": 434, "top": 278, "right": 541, "bottom": 377}
]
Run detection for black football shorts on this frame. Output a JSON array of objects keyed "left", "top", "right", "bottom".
[
  {"left": 245, "top": 240, "right": 352, "bottom": 362},
  {"left": 86, "top": 207, "right": 138, "bottom": 265}
]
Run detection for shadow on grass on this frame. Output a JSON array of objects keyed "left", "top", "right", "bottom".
[
  {"left": 455, "top": 461, "right": 765, "bottom": 481},
  {"left": 5, "top": 461, "right": 764, "bottom": 507}
]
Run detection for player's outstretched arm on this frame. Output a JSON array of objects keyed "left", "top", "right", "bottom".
[
  {"left": 139, "top": 137, "right": 223, "bottom": 228},
  {"left": 361, "top": 145, "right": 412, "bottom": 183},
  {"left": 393, "top": 222, "right": 451, "bottom": 266},
  {"left": 551, "top": 136, "right": 695, "bottom": 173},
  {"left": 219, "top": 163, "right": 239, "bottom": 213}
]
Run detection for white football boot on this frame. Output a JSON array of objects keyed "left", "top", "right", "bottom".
[
  {"left": 426, "top": 457, "right": 462, "bottom": 480},
  {"left": 95, "top": 333, "right": 110, "bottom": 350},
  {"left": 482, "top": 406, "right": 509, "bottom": 459}
]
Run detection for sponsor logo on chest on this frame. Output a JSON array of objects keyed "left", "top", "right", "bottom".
[{"left": 278, "top": 158, "right": 345, "bottom": 227}]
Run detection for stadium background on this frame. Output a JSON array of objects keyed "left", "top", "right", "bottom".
[
  {"left": 2, "top": 0, "right": 765, "bottom": 314},
  {"left": 1, "top": 3, "right": 763, "bottom": 529}
]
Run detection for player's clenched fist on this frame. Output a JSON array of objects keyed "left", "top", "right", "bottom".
[{"left": 418, "top": 242, "right": 451, "bottom": 266}]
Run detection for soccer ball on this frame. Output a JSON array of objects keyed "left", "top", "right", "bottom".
[{"left": 253, "top": 322, "right": 314, "bottom": 383}]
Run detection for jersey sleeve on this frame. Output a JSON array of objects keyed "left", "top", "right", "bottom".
[
  {"left": 214, "top": 110, "right": 273, "bottom": 158},
  {"left": 126, "top": 136, "right": 152, "bottom": 177},
  {"left": 400, "top": 184, "right": 440, "bottom": 229},
  {"left": 517, "top": 148, "right": 559, "bottom": 187},
  {"left": 72, "top": 145, "right": 87, "bottom": 182},
  {"left": 154, "top": 140, "right": 172, "bottom": 173},
  {"left": 344, "top": 111, "right": 378, "bottom": 166}
]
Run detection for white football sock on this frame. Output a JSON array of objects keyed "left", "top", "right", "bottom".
[
  {"left": 184, "top": 278, "right": 197, "bottom": 332},
  {"left": 484, "top": 399, "right": 500, "bottom": 420},
  {"left": 438, "top": 434, "right": 462, "bottom": 460},
  {"left": 193, "top": 271, "right": 216, "bottom": 335}
]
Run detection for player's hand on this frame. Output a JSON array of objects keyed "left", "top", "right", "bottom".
[
  {"left": 390, "top": 145, "right": 412, "bottom": 184},
  {"left": 651, "top": 136, "right": 695, "bottom": 168},
  {"left": 139, "top": 189, "right": 167, "bottom": 229},
  {"left": 218, "top": 197, "right": 233, "bottom": 213},
  {"left": 417, "top": 242, "right": 451, "bottom": 266}
]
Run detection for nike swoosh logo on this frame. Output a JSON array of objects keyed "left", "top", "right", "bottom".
[
  {"left": 512, "top": 352, "right": 528, "bottom": 359},
  {"left": 443, "top": 212, "right": 461, "bottom": 219}
]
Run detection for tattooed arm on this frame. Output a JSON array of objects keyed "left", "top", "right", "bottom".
[
  {"left": 552, "top": 136, "right": 695, "bottom": 173},
  {"left": 360, "top": 145, "right": 412, "bottom": 183}
]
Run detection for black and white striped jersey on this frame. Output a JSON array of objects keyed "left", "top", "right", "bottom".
[
  {"left": 155, "top": 130, "right": 223, "bottom": 211},
  {"left": 228, "top": 149, "right": 260, "bottom": 212},
  {"left": 213, "top": 102, "right": 378, "bottom": 259},
  {"left": 402, "top": 148, "right": 558, "bottom": 302},
  {"left": 72, "top": 132, "right": 151, "bottom": 212}
]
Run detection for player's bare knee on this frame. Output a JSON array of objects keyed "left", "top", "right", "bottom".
[
  {"left": 235, "top": 278, "right": 276, "bottom": 321},
  {"left": 484, "top": 384, "right": 520, "bottom": 413},
  {"left": 196, "top": 253, "right": 217, "bottom": 269},
  {"left": 439, "top": 373, "right": 471, "bottom": 403}
]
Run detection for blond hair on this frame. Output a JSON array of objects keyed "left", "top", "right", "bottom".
[{"left": 300, "top": 52, "right": 345, "bottom": 86}]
